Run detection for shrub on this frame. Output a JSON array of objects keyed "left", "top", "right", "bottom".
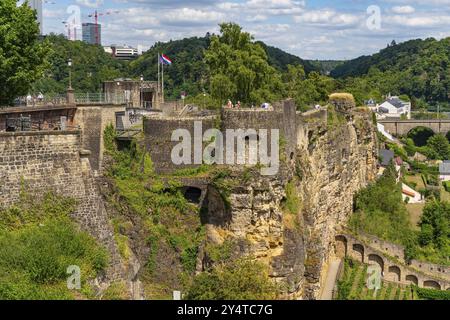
[
  {"left": 0, "top": 194, "right": 108, "bottom": 300},
  {"left": 185, "top": 258, "right": 278, "bottom": 300},
  {"left": 416, "top": 287, "right": 450, "bottom": 300}
]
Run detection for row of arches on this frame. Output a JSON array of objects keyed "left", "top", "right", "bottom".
[{"left": 335, "top": 235, "right": 447, "bottom": 290}]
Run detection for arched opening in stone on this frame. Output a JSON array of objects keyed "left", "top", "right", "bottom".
[
  {"left": 423, "top": 280, "right": 441, "bottom": 290},
  {"left": 387, "top": 266, "right": 401, "bottom": 282},
  {"left": 352, "top": 244, "right": 365, "bottom": 263},
  {"left": 335, "top": 235, "right": 347, "bottom": 258},
  {"left": 181, "top": 187, "right": 202, "bottom": 204},
  {"left": 290, "top": 152, "right": 295, "bottom": 161},
  {"left": 368, "top": 254, "right": 384, "bottom": 272},
  {"left": 407, "top": 126, "right": 435, "bottom": 147},
  {"left": 405, "top": 275, "right": 418, "bottom": 286}
]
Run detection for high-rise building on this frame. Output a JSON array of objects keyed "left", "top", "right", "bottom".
[
  {"left": 29, "top": 0, "right": 43, "bottom": 35},
  {"left": 82, "top": 23, "right": 102, "bottom": 45}
]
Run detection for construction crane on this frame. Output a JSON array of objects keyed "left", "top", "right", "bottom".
[{"left": 86, "top": 10, "right": 120, "bottom": 45}]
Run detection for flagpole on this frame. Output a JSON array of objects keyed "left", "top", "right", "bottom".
[
  {"left": 162, "top": 61, "right": 165, "bottom": 104},
  {"left": 157, "top": 53, "right": 161, "bottom": 106}
]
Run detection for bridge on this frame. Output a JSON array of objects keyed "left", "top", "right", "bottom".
[
  {"left": 334, "top": 233, "right": 450, "bottom": 291},
  {"left": 379, "top": 119, "right": 450, "bottom": 137}
]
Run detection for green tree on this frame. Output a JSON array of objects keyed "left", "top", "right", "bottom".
[
  {"left": 185, "top": 258, "right": 278, "bottom": 300},
  {"left": 205, "top": 23, "right": 282, "bottom": 105},
  {"left": 426, "top": 134, "right": 450, "bottom": 160},
  {"left": 419, "top": 201, "right": 450, "bottom": 249},
  {"left": 0, "top": 0, "right": 50, "bottom": 105}
]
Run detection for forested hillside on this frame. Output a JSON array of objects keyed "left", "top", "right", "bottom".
[
  {"left": 332, "top": 38, "right": 450, "bottom": 106},
  {"left": 33, "top": 34, "right": 128, "bottom": 95},
  {"left": 308, "top": 60, "right": 344, "bottom": 75},
  {"left": 30, "top": 32, "right": 450, "bottom": 109},
  {"left": 129, "top": 35, "right": 319, "bottom": 100}
]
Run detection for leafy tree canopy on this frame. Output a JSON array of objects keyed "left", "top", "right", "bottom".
[
  {"left": 205, "top": 23, "right": 283, "bottom": 105},
  {"left": 0, "top": 0, "right": 50, "bottom": 105}
]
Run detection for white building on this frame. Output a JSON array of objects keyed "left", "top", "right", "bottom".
[
  {"left": 29, "top": 0, "right": 43, "bottom": 35},
  {"left": 439, "top": 161, "right": 450, "bottom": 181},
  {"left": 402, "top": 184, "right": 423, "bottom": 204},
  {"left": 105, "top": 45, "right": 139, "bottom": 60},
  {"left": 376, "top": 95, "right": 411, "bottom": 120}
]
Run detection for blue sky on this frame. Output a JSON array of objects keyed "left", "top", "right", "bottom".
[{"left": 30, "top": 0, "right": 450, "bottom": 60}]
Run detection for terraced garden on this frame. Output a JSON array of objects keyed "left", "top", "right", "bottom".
[{"left": 336, "top": 259, "right": 418, "bottom": 300}]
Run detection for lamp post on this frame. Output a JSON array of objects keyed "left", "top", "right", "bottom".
[
  {"left": 140, "top": 75, "right": 144, "bottom": 109},
  {"left": 66, "top": 58, "right": 75, "bottom": 104},
  {"left": 68, "top": 59, "right": 73, "bottom": 90}
]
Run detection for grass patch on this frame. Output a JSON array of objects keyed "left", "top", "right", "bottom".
[{"left": 0, "top": 193, "right": 108, "bottom": 300}]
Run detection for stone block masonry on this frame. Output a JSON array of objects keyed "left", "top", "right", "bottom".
[{"left": 0, "top": 131, "right": 123, "bottom": 281}]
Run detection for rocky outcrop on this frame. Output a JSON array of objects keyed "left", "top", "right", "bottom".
[{"left": 201, "top": 107, "right": 378, "bottom": 299}]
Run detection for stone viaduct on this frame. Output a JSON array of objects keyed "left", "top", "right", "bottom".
[
  {"left": 335, "top": 233, "right": 450, "bottom": 290},
  {"left": 379, "top": 119, "right": 450, "bottom": 137}
]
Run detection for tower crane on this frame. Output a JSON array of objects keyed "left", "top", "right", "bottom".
[{"left": 86, "top": 10, "right": 120, "bottom": 45}]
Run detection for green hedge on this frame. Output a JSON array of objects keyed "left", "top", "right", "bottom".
[{"left": 415, "top": 287, "right": 450, "bottom": 300}]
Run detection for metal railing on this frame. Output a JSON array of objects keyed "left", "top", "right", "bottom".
[
  {"left": 11, "top": 92, "right": 127, "bottom": 107},
  {"left": 75, "top": 92, "right": 126, "bottom": 105},
  {"left": 15, "top": 94, "right": 68, "bottom": 107}
]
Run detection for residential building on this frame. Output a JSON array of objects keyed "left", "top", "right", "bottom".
[
  {"left": 439, "top": 161, "right": 450, "bottom": 181},
  {"left": 402, "top": 184, "right": 424, "bottom": 204},
  {"left": 379, "top": 149, "right": 403, "bottom": 182},
  {"left": 380, "top": 149, "right": 395, "bottom": 167},
  {"left": 82, "top": 23, "right": 101, "bottom": 45},
  {"left": 376, "top": 95, "right": 412, "bottom": 119},
  {"left": 29, "top": 0, "right": 43, "bottom": 35}
]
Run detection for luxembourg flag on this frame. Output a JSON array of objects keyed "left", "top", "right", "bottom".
[{"left": 160, "top": 53, "right": 172, "bottom": 65}]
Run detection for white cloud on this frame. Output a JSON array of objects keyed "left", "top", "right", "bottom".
[{"left": 391, "top": 6, "right": 416, "bottom": 14}]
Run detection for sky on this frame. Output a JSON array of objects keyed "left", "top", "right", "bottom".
[{"left": 27, "top": 0, "right": 450, "bottom": 60}]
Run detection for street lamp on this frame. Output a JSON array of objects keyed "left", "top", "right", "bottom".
[
  {"left": 140, "top": 75, "right": 144, "bottom": 109},
  {"left": 68, "top": 59, "right": 73, "bottom": 90}
]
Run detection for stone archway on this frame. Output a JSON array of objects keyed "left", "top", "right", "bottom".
[
  {"left": 352, "top": 244, "right": 365, "bottom": 263},
  {"left": 368, "top": 254, "right": 384, "bottom": 273},
  {"left": 387, "top": 266, "right": 401, "bottom": 282},
  {"left": 335, "top": 235, "right": 348, "bottom": 258},
  {"left": 407, "top": 126, "right": 435, "bottom": 147},
  {"left": 181, "top": 186, "right": 203, "bottom": 204},
  {"left": 405, "top": 275, "right": 418, "bottom": 286},
  {"left": 423, "top": 280, "right": 441, "bottom": 290}
]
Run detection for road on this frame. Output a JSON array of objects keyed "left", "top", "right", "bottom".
[{"left": 319, "top": 258, "right": 342, "bottom": 300}]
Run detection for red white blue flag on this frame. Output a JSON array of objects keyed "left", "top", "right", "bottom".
[{"left": 160, "top": 54, "right": 172, "bottom": 65}]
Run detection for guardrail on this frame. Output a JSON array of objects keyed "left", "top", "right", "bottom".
[
  {"left": 13, "top": 92, "right": 127, "bottom": 107},
  {"left": 75, "top": 92, "right": 126, "bottom": 105}
]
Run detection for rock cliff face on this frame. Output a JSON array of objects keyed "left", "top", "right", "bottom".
[{"left": 201, "top": 108, "right": 378, "bottom": 299}]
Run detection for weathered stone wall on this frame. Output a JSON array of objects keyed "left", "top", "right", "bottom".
[
  {"left": 297, "top": 110, "right": 378, "bottom": 299},
  {"left": 0, "top": 131, "right": 122, "bottom": 281},
  {"left": 337, "top": 233, "right": 449, "bottom": 290},
  {"left": 143, "top": 115, "right": 217, "bottom": 173},
  {"left": 74, "top": 105, "right": 127, "bottom": 173},
  {"left": 199, "top": 106, "right": 378, "bottom": 299}
]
